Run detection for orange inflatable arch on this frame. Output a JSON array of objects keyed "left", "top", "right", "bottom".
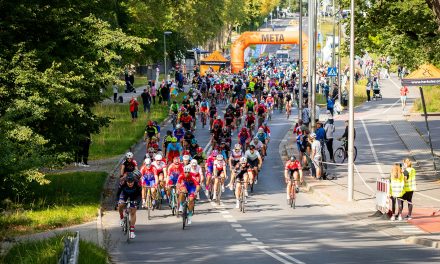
[{"left": 231, "top": 30, "right": 308, "bottom": 73}]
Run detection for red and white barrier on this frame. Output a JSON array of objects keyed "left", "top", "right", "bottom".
[{"left": 376, "top": 178, "right": 390, "bottom": 214}]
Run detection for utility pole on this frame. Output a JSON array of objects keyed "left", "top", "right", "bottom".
[
  {"left": 338, "top": 6, "right": 342, "bottom": 100},
  {"left": 310, "top": 0, "right": 317, "bottom": 130},
  {"left": 307, "top": 0, "right": 313, "bottom": 114},
  {"left": 299, "top": 0, "right": 303, "bottom": 120},
  {"left": 331, "top": 0, "right": 336, "bottom": 85},
  {"left": 164, "top": 31, "right": 172, "bottom": 81},
  {"left": 348, "top": 0, "right": 355, "bottom": 201}
]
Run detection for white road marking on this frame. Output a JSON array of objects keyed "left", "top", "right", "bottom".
[
  {"left": 235, "top": 228, "right": 247, "bottom": 232},
  {"left": 273, "top": 249, "right": 306, "bottom": 264},
  {"left": 361, "top": 118, "right": 386, "bottom": 177},
  {"left": 246, "top": 237, "right": 259, "bottom": 241},
  {"left": 241, "top": 233, "right": 252, "bottom": 237},
  {"left": 260, "top": 249, "right": 293, "bottom": 264},
  {"left": 415, "top": 191, "right": 440, "bottom": 203},
  {"left": 251, "top": 241, "right": 264, "bottom": 245},
  {"left": 225, "top": 218, "right": 237, "bottom": 223},
  {"left": 223, "top": 214, "right": 233, "bottom": 218},
  {"left": 231, "top": 224, "right": 242, "bottom": 228}
]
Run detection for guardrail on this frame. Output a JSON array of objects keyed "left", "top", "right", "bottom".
[{"left": 59, "top": 231, "right": 80, "bottom": 264}]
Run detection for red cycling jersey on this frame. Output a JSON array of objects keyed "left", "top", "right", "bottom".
[{"left": 285, "top": 160, "right": 302, "bottom": 170}]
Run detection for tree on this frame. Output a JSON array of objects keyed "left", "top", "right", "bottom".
[{"left": 0, "top": 1, "right": 148, "bottom": 200}]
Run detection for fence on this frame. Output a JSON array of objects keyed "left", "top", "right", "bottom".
[
  {"left": 376, "top": 178, "right": 390, "bottom": 214},
  {"left": 59, "top": 231, "right": 80, "bottom": 264}
]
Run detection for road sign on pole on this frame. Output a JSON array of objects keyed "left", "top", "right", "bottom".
[{"left": 327, "top": 67, "right": 338, "bottom": 77}]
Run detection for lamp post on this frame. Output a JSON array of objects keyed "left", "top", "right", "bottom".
[
  {"left": 347, "top": 0, "right": 355, "bottom": 201},
  {"left": 298, "top": 0, "right": 303, "bottom": 120},
  {"left": 164, "top": 31, "right": 172, "bottom": 81}
]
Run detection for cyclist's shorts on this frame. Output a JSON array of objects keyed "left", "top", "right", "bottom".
[
  {"left": 288, "top": 169, "right": 299, "bottom": 178},
  {"left": 141, "top": 177, "right": 156, "bottom": 187},
  {"left": 168, "top": 173, "right": 179, "bottom": 186},
  {"left": 247, "top": 159, "right": 259, "bottom": 168},
  {"left": 231, "top": 159, "right": 239, "bottom": 167},
  {"left": 214, "top": 168, "right": 224, "bottom": 178},
  {"left": 118, "top": 194, "right": 137, "bottom": 208},
  {"left": 184, "top": 184, "right": 197, "bottom": 198},
  {"left": 235, "top": 170, "right": 247, "bottom": 180}
]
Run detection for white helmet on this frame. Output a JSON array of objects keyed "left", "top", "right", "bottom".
[
  {"left": 240, "top": 157, "right": 247, "bottom": 163},
  {"left": 190, "top": 159, "right": 198, "bottom": 166},
  {"left": 216, "top": 154, "right": 224, "bottom": 161},
  {"left": 125, "top": 152, "right": 133, "bottom": 159},
  {"left": 234, "top": 144, "right": 241, "bottom": 150},
  {"left": 144, "top": 158, "right": 152, "bottom": 165},
  {"left": 176, "top": 124, "right": 182, "bottom": 129},
  {"left": 154, "top": 154, "right": 162, "bottom": 161},
  {"left": 184, "top": 165, "right": 191, "bottom": 173},
  {"left": 183, "top": 155, "right": 190, "bottom": 161}
]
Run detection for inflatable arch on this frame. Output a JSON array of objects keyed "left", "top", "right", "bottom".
[{"left": 231, "top": 31, "right": 308, "bottom": 73}]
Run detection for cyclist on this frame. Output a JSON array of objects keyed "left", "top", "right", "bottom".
[
  {"left": 162, "top": 130, "right": 173, "bottom": 156},
  {"left": 224, "top": 108, "right": 235, "bottom": 130},
  {"left": 166, "top": 156, "right": 184, "bottom": 199},
  {"left": 238, "top": 127, "right": 251, "bottom": 151},
  {"left": 266, "top": 94, "right": 274, "bottom": 113},
  {"left": 170, "top": 101, "right": 179, "bottom": 127},
  {"left": 116, "top": 173, "right": 142, "bottom": 239},
  {"left": 285, "top": 91, "right": 292, "bottom": 115},
  {"left": 338, "top": 120, "right": 356, "bottom": 148},
  {"left": 209, "top": 105, "right": 217, "bottom": 129},
  {"left": 255, "top": 128, "right": 268, "bottom": 155},
  {"left": 177, "top": 165, "right": 201, "bottom": 225},
  {"left": 166, "top": 137, "right": 182, "bottom": 164},
  {"left": 245, "top": 145, "right": 262, "bottom": 185},
  {"left": 152, "top": 154, "right": 167, "bottom": 191},
  {"left": 187, "top": 102, "right": 198, "bottom": 129},
  {"left": 284, "top": 156, "right": 303, "bottom": 201},
  {"left": 190, "top": 159, "right": 204, "bottom": 199},
  {"left": 188, "top": 138, "right": 200, "bottom": 157},
  {"left": 181, "top": 95, "right": 191, "bottom": 110},
  {"left": 213, "top": 116, "right": 224, "bottom": 129},
  {"left": 173, "top": 124, "right": 185, "bottom": 142},
  {"left": 144, "top": 120, "right": 158, "bottom": 148},
  {"left": 182, "top": 129, "right": 195, "bottom": 150},
  {"left": 179, "top": 111, "right": 193, "bottom": 131},
  {"left": 245, "top": 96, "right": 255, "bottom": 113},
  {"left": 200, "top": 100, "right": 209, "bottom": 126},
  {"left": 230, "top": 157, "right": 251, "bottom": 208},
  {"left": 182, "top": 154, "right": 191, "bottom": 167},
  {"left": 245, "top": 111, "right": 256, "bottom": 132},
  {"left": 259, "top": 122, "right": 271, "bottom": 143},
  {"left": 205, "top": 150, "right": 217, "bottom": 196},
  {"left": 228, "top": 144, "right": 243, "bottom": 189},
  {"left": 193, "top": 147, "right": 207, "bottom": 169},
  {"left": 146, "top": 136, "right": 159, "bottom": 153},
  {"left": 140, "top": 158, "right": 159, "bottom": 208},
  {"left": 120, "top": 152, "right": 138, "bottom": 181},
  {"left": 212, "top": 154, "right": 227, "bottom": 200}
]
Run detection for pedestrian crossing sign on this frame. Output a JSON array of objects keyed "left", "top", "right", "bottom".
[{"left": 327, "top": 67, "right": 338, "bottom": 77}]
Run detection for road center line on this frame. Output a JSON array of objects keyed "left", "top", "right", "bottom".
[
  {"left": 273, "top": 249, "right": 306, "bottom": 264},
  {"left": 361, "top": 118, "right": 386, "bottom": 177}
]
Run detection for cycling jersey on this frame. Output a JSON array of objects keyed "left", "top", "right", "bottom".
[
  {"left": 245, "top": 150, "right": 261, "bottom": 161},
  {"left": 285, "top": 160, "right": 302, "bottom": 171},
  {"left": 206, "top": 156, "right": 215, "bottom": 174},
  {"left": 193, "top": 153, "right": 207, "bottom": 165},
  {"left": 256, "top": 132, "right": 267, "bottom": 142},
  {"left": 236, "top": 99, "right": 245, "bottom": 107},
  {"left": 190, "top": 165, "right": 203, "bottom": 182},
  {"left": 140, "top": 165, "right": 157, "bottom": 187},
  {"left": 152, "top": 160, "right": 167, "bottom": 173},
  {"left": 230, "top": 150, "right": 242, "bottom": 161},
  {"left": 167, "top": 163, "right": 184, "bottom": 185},
  {"left": 213, "top": 119, "right": 224, "bottom": 128},
  {"left": 245, "top": 115, "right": 255, "bottom": 126},
  {"left": 117, "top": 181, "right": 142, "bottom": 206},
  {"left": 246, "top": 101, "right": 254, "bottom": 112},
  {"left": 209, "top": 108, "right": 217, "bottom": 118},
  {"left": 145, "top": 125, "right": 158, "bottom": 138},
  {"left": 214, "top": 160, "right": 226, "bottom": 171},
  {"left": 257, "top": 105, "right": 266, "bottom": 116},
  {"left": 170, "top": 104, "right": 179, "bottom": 114},
  {"left": 260, "top": 125, "right": 271, "bottom": 136},
  {"left": 123, "top": 160, "right": 138, "bottom": 174},
  {"left": 177, "top": 174, "right": 200, "bottom": 198},
  {"left": 173, "top": 128, "right": 185, "bottom": 141}
]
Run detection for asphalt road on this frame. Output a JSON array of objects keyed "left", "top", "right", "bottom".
[{"left": 104, "top": 103, "right": 440, "bottom": 263}]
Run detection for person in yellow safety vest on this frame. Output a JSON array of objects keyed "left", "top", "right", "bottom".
[
  {"left": 248, "top": 79, "right": 256, "bottom": 94},
  {"left": 389, "top": 163, "right": 405, "bottom": 221},
  {"left": 402, "top": 158, "right": 416, "bottom": 220}
]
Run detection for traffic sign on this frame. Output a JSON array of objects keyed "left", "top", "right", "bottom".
[{"left": 328, "top": 67, "right": 338, "bottom": 77}]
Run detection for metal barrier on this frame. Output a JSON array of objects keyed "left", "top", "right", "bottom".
[
  {"left": 59, "top": 231, "right": 80, "bottom": 264},
  {"left": 376, "top": 178, "right": 390, "bottom": 214}
]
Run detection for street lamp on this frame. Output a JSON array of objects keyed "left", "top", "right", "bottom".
[
  {"left": 347, "top": 0, "right": 355, "bottom": 201},
  {"left": 164, "top": 31, "right": 172, "bottom": 81}
]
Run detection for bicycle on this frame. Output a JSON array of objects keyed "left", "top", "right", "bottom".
[
  {"left": 169, "top": 185, "right": 178, "bottom": 216},
  {"left": 171, "top": 113, "right": 177, "bottom": 129},
  {"left": 144, "top": 186, "right": 158, "bottom": 221},
  {"left": 334, "top": 139, "right": 357, "bottom": 163},
  {"left": 121, "top": 200, "right": 136, "bottom": 243},
  {"left": 288, "top": 178, "right": 300, "bottom": 209},
  {"left": 180, "top": 192, "right": 190, "bottom": 230},
  {"left": 200, "top": 112, "right": 207, "bottom": 128},
  {"left": 237, "top": 179, "right": 246, "bottom": 213}
]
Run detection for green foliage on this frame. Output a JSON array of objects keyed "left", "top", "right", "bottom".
[
  {"left": 414, "top": 86, "right": 440, "bottom": 112},
  {"left": 1, "top": 233, "right": 109, "bottom": 264},
  {"left": 0, "top": 1, "right": 148, "bottom": 201},
  {"left": 0, "top": 172, "right": 106, "bottom": 239},
  {"left": 341, "top": 0, "right": 440, "bottom": 69}
]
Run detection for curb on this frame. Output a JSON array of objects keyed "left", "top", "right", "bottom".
[{"left": 404, "top": 236, "right": 440, "bottom": 249}]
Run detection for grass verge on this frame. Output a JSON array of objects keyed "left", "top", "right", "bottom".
[
  {"left": 90, "top": 93, "right": 184, "bottom": 160},
  {"left": 413, "top": 86, "right": 440, "bottom": 112},
  {"left": 1, "top": 233, "right": 109, "bottom": 264},
  {"left": 0, "top": 172, "right": 107, "bottom": 240}
]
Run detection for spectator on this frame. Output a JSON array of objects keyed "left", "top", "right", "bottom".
[
  {"left": 141, "top": 88, "right": 152, "bottom": 113},
  {"left": 161, "top": 81, "right": 170, "bottom": 106},
  {"left": 324, "top": 113, "right": 335, "bottom": 162},
  {"left": 151, "top": 82, "right": 157, "bottom": 105},
  {"left": 75, "top": 132, "right": 91, "bottom": 167},
  {"left": 366, "top": 80, "right": 371, "bottom": 102},
  {"left": 302, "top": 105, "right": 310, "bottom": 127},
  {"left": 315, "top": 122, "right": 326, "bottom": 142},
  {"left": 389, "top": 163, "right": 405, "bottom": 221},
  {"left": 129, "top": 96, "right": 139, "bottom": 122},
  {"left": 402, "top": 158, "right": 416, "bottom": 220},
  {"left": 310, "top": 133, "right": 322, "bottom": 179},
  {"left": 327, "top": 96, "right": 335, "bottom": 116},
  {"left": 112, "top": 82, "right": 118, "bottom": 103}
]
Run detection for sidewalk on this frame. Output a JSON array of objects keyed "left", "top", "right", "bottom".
[{"left": 279, "top": 74, "right": 440, "bottom": 249}]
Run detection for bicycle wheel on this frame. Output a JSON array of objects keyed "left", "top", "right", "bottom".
[
  {"left": 182, "top": 202, "right": 187, "bottom": 230},
  {"left": 126, "top": 213, "right": 131, "bottom": 243},
  {"left": 334, "top": 147, "right": 346, "bottom": 163},
  {"left": 240, "top": 186, "right": 245, "bottom": 213},
  {"left": 147, "top": 193, "right": 152, "bottom": 220},
  {"left": 216, "top": 182, "right": 222, "bottom": 205},
  {"left": 122, "top": 212, "right": 128, "bottom": 234}
]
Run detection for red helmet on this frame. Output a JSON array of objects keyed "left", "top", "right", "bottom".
[
  {"left": 241, "top": 127, "right": 247, "bottom": 132},
  {"left": 183, "top": 150, "right": 190, "bottom": 156},
  {"left": 197, "top": 147, "right": 203, "bottom": 153},
  {"left": 148, "top": 120, "right": 154, "bottom": 126}
]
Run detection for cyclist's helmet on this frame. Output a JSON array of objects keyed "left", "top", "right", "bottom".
[
  {"left": 126, "top": 173, "right": 135, "bottom": 183},
  {"left": 249, "top": 144, "right": 256, "bottom": 150},
  {"left": 144, "top": 158, "right": 152, "bottom": 165},
  {"left": 268, "top": 94, "right": 272, "bottom": 97},
  {"left": 253, "top": 137, "right": 259, "bottom": 142},
  {"left": 191, "top": 138, "right": 197, "bottom": 145},
  {"left": 241, "top": 127, "right": 247, "bottom": 132},
  {"left": 290, "top": 155, "right": 297, "bottom": 161},
  {"left": 148, "top": 120, "right": 154, "bottom": 126},
  {"left": 258, "top": 128, "right": 264, "bottom": 133},
  {"left": 260, "top": 100, "right": 265, "bottom": 104},
  {"left": 183, "top": 96, "right": 187, "bottom": 100},
  {"left": 183, "top": 155, "right": 190, "bottom": 161},
  {"left": 247, "top": 111, "right": 252, "bottom": 114},
  {"left": 211, "top": 150, "right": 219, "bottom": 156},
  {"left": 176, "top": 124, "right": 182, "bottom": 129},
  {"left": 148, "top": 147, "right": 155, "bottom": 153},
  {"left": 216, "top": 154, "right": 224, "bottom": 161},
  {"left": 125, "top": 152, "right": 134, "bottom": 159},
  {"left": 234, "top": 144, "right": 241, "bottom": 150},
  {"left": 190, "top": 159, "right": 198, "bottom": 166},
  {"left": 196, "top": 147, "right": 203, "bottom": 153},
  {"left": 154, "top": 154, "right": 162, "bottom": 161},
  {"left": 240, "top": 157, "right": 247, "bottom": 163},
  {"left": 184, "top": 165, "right": 191, "bottom": 173},
  {"left": 171, "top": 137, "right": 178, "bottom": 143},
  {"left": 216, "top": 116, "right": 221, "bottom": 120},
  {"left": 132, "top": 169, "right": 142, "bottom": 179},
  {"left": 310, "top": 132, "right": 316, "bottom": 138}
]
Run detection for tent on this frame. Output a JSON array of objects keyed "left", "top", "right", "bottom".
[
  {"left": 401, "top": 63, "right": 440, "bottom": 172},
  {"left": 200, "top": 51, "right": 230, "bottom": 75}
]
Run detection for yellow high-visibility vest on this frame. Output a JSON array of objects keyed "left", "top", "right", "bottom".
[
  {"left": 404, "top": 167, "right": 416, "bottom": 192},
  {"left": 390, "top": 175, "right": 405, "bottom": 197}
]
